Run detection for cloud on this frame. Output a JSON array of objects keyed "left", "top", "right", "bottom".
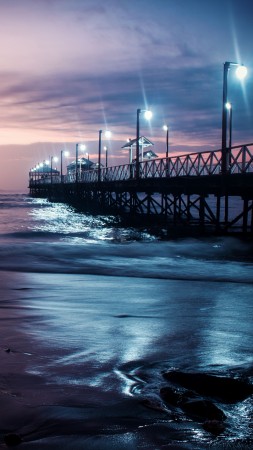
[
  {"left": 0, "top": 0, "right": 252, "bottom": 190},
  {"left": 0, "top": 58, "right": 252, "bottom": 149}
]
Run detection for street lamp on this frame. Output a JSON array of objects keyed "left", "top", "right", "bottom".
[
  {"left": 136, "top": 108, "right": 152, "bottom": 179},
  {"left": 221, "top": 61, "right": 247, "bottom": 174},
  {"left": 75, "top": 143, "right": 86, "bottom": 183},
  {"left": 104, "top": 146, "right": 108, "bottom": 168},
  {"left": 60, "top": 150, "right": 69, "bottom": 183},
  {"left": 98, "top": 130, "right": 111, "bottom": 182},
  {"left": 226, "top": 102, "right": 232, "bottom": 151},
  {"left": 163, "top": 125, "right": 169, "bottom": 158},
  {"left": 50, "top": 156, "right": 58, "bottom": 184}
]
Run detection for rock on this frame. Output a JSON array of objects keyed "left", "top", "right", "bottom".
[
  {"left": 160, "top": 386, "right": 182, "bottom": 406},
  {"left": 140, "top": 398, "right": 168, "bottom": 412},
  {"left": 163, "top": 371, "right": 253, "bottom": 403},
  {"left": 203, "top": 419, "right": 226, "bottom": 435},
  {"left": 4, "top": 433, "right": 22, "bottom": 446},
  {"left": 180, "top": 398, "right": 226, "bottom": 421},
  {"left": 160, "top": 385, "right": 226, "bottom": 424}
]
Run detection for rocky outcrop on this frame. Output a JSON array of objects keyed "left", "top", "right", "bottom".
[
  {"left": 159, "top": 370, "right": 253, "bottom": 436},
  {"left": 163, "top": 371, "right": 253, "bottom": 403}
]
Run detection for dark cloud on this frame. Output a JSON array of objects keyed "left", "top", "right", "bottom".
[
  {"left": 0, "top": 0, "right": 252, "bottom": 190},
  {"left": 0, "top": 57, "right": 251, "bottom": 148}
]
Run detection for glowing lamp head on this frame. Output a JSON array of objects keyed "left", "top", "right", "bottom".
[
  {"left": 225, "top": 102, "right": 232, "bottom": 110},
  {"left": 53, "top": 156, "right": 58, "bottom": 163},
  {"left": 104, "top": 130, "right": 111, "bottom": 138},
  {"left": 144, "top": 110, "right": 152, "bottom": 120},
  {"left": 64, "top": 150, "right": 70, "bottom": 157},
  {"left": 163, "top": 125, "right": 168, "bottom": 131},
  {"left": 236, "top": 65, "right": 247, "bottom": 80},
  {"left": 79, "top": 144, "right": 86, "bottom": 151}
]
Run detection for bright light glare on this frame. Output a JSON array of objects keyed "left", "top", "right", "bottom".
[
  {"left": 144, "top": 110, "right": 152, "bottom": 120},
  {"left": 64, "top": 150, "right": 70, "bottom": 157},
  {"left": 225, "top": 102, "right": 232, "bottom": 110},
  {"left": 236, "top": 65, "right": 247, "bottom": 80},
  {"left": 53, "top": 156, "right": 58, "bottom": 162},
  {"left": 79, "top": 144, "right": 86, "bottom": 151},
  {"left": 163, "top": 125, "right": 168, "bottom": 131},
  {"left": 45, "top": 160, "right": 50, "bottom": 165},
  {"left": 104, "top": 130, "right": 111, "bottom": 138}
]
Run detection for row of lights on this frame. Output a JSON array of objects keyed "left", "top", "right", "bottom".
[
  {"left": 31, "top": 61, "right": 248, "bottom": 181},
  {"left": 31, "top": 122, "right": 170, "bottom": 182},
  {"left": 31, "top": 132, "right": 113, "bottom": 184}
]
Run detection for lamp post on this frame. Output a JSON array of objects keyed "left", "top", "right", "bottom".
[
  {"left": 104, "top": 146, "right": 108, "bottom": 168},
  {"left": 136, "top": 109, "right": 152, "bottom": 179},
  {"left": 221, "top": 61, "right": 247, "bottom": 174},
  {"left": 98, "top": 130, "right": 111, "bottom": 182},
  {"left": 75, "top": 144, "right": 79, "bottom": 183},
  {"left": 50, "top": 156, "right": 58, "bottom": 184},
  {"left": 126, "top": 138, "right": 133, "bottom": 164},
  {"left": 226, "top": 102, "right": 232, "bottom": 151},
  {"left": 163, "top": 125, "right": 169, "bottom": 158},
  {"left": 60, "top": 150, "right": 69, "bottom": 183}
]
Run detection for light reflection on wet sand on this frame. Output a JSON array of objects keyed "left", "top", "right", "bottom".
[{"left": 1, "top": 270, "right": 253, "bottom": 448}]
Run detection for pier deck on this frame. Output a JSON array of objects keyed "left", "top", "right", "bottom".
[{"left": 29, "top": 143, "right": 253, "bottom": 235}]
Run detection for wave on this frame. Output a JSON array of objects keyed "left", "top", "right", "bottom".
[
  {"left": 0, "top": 239, "right": 253, "bottom": 283},
  {"left": 0, "top": 193, "right": 253, "bottom": 282}
]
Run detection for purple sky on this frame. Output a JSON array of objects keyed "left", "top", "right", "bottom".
[{"left": 0, "top": 0, "right": 252, "bottom": 191}]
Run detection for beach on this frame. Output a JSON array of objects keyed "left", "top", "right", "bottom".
[{"left": 0, "top": 194, "right": 253, "bottom": 449}]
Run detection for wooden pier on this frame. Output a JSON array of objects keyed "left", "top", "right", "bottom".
[{"left": 29, "top": 143, "right": 253, "bottom": 235}]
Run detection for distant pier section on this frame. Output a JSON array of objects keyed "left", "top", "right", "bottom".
[{"left": 29, "top": 142, "right": 253, "bottom": 235}]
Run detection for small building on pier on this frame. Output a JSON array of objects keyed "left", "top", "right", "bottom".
[
  {"left": 29, "top": 165, "right": 60, "bottom": 183},
  {"left": 122, "top": 136, "right": 156, "bottom": 163},
  {"left": 67, "top": 157, "right": 94, "bottom": 176}
]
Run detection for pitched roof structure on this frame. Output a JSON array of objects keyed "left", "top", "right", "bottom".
[
  {"left": 67, "top": 157, "right": 93, "bottom": 170},
  {"left": 121, "top": 136, "right": 154, "bottom": 149},
  {"left": 35, "top": 165, "right": 59, "bottom": 174}
]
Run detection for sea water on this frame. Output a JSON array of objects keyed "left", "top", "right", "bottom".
[{"left": 0, "top": 192, "right": 252, "bottom": 449}]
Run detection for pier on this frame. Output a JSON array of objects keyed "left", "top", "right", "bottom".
[{"left": 29, "top": 142, "right": 253, "bottom": 235}]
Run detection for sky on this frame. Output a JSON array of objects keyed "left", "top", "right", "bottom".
[{"left": 0, "top": 0, "right": 252, "bottom": 191}]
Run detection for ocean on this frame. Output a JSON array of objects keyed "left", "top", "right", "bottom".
[{"left": 0, "top": 192, "right": 253, "bottom": 449}]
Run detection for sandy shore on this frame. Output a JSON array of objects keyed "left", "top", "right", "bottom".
[
  {"left": 1, "top": 270, "right": 253, "bottom": 449},
  {"left": 0, "top": 271, "right": 194, "bottom": 449}
]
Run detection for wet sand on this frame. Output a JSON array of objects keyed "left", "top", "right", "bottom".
[{"left": 1, "top": 270, "right": 253, "bottom": 449}]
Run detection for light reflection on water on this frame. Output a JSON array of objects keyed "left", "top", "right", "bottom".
[{"left": 28, "top": 200, "right": 155, "bottom": 243}]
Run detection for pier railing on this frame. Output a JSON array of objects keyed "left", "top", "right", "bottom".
[{"left": 30, "top": 143, "right": 253, "bottom": 186}]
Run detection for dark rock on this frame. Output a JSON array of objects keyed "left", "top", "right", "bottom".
[
  {"left": 160, "top": 386, "right": 226, "bottom": 424},
  {"left": 203, "top": 419, "right": 226, "bottom": 435},
  {"left": 140, "top": 398, "right": 168, "bottom": 412},
  {"left": 181, "top": 398, "right": 226, "bottom": 421},
  {"left": 4, "top": 433, "right": 22, "bottom": 446},
  {"left": 160, "top": 386, "right": 182, "bottom": 406},
  {"left": 163, "top": 371, "right": 253, "bottom": 403}
]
